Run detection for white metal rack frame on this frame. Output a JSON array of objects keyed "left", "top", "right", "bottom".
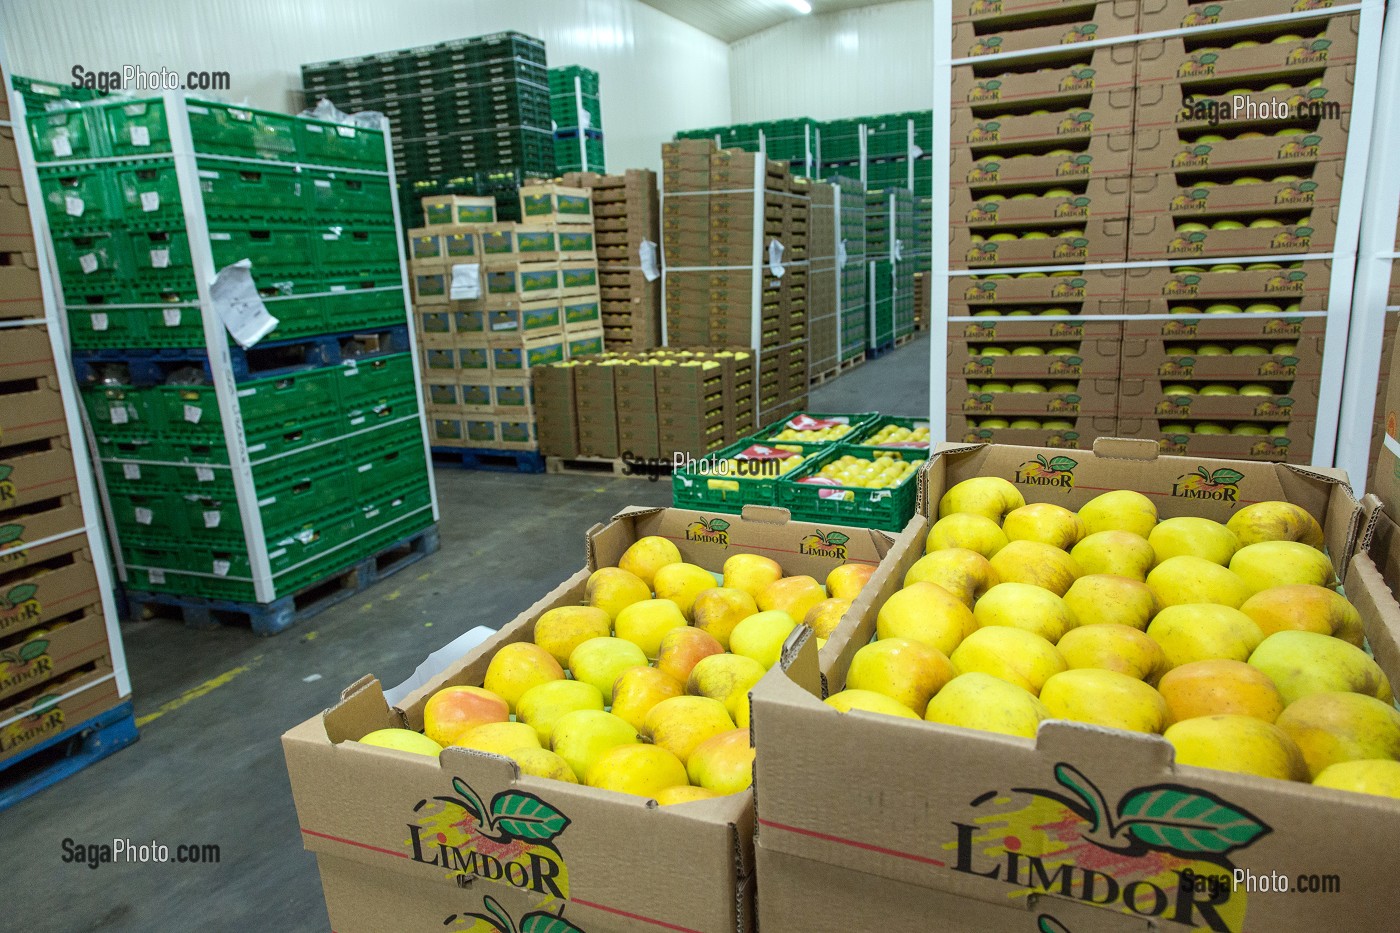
[
  {"left": 659, "top": 134, "right": 810, "bottom": 431},
  {"left": 929, "top": 0, "right": 1387, "bottom": 468},
  {"left": 32, "top": 90, "right": 439, "bottom": 605},
  {"left": 1337, "top": 0, "right": 1400, "bottom": 490},
  {"left": 0, "top": 78, "right": 132, "bottom": 721}
]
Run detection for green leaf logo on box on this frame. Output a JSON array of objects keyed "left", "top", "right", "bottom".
[
  {"left": 1015, "top": 455, "right": 1077, "bottom": 490},
  {"left": 1172, "top": 467, "right": 1244, "bottom": 503},
  {"left": 954, "top": 762, "right": 1268, "bottom": 931},
  {"left": 799, "top": 530, "right": 848, "bottom": 559},
  {"left": 684, "top": 517, "right": 730, "bottom": 546},
  {"left": 407, "top": 777, "right": 571, "bottom": 899},
  {"left": 0, "top": 638, "right": 52, "bottom": 691},
  {"left": 451, "top": 894, "right": 587, "bottom": 933},
  {"left": 0, "top": 465, "right": 14, "bottom": 506}
]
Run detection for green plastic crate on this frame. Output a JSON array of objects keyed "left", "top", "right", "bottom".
[
  {"left": 198, "top": 159, "right": 306, "bottom": 219},
  {"left": 335, "top": 352, "right": 416, "bottom": 413},
  {"left": 38, "top": 165, "right": 114, "bottom": 232},
  {"left": 188, "top": 101, "right": 298, "bottom": 162},
  {"left": 320, "top": 280, "right": 407, "bottom": 333},
  {"left": 27, "top": 107, "right": 104, "bottom": 162},
  {"left": 849, "top": 416, "right": 933, "bottom": 451},
  {"left": 127, "top": 227, "right": 194, "bottom": 287},
  {"left": 66, "top": 303, "right": 147, "bottom": 350},
  {"left": 314, "top": 226, "right": 400, "bottom": 273},
  {"left": 112, "top": 160, "right": 185, "bottom": 226},
  {"left": 297, "top": 119, "right": 388, "bottom": 169},
  {"left": 348, "top": 421, "right": 427, "bottom": 501},
  {"left": 81, "top": 383, "right": 155, "bottom": 441},
  {"left": 671, "top": 438, "right": 825, "bottom": 515},
  {"left": 52, "top": 231, "right": 127, "bottom": 289},
  {"left": 308, "top": 170, "right": 394, "bottom": 221},
  {"left": 778, "top": 444, "right": 926, "bottom": 532},
  {"left": 207, "top": 223, "right": 316, "bottom": 279},
  {"left": 752, "top": 411, "right": 878, "bottom": 446},
  {"left": 99, "top": 98, "right": 172, "bottom": 156}
]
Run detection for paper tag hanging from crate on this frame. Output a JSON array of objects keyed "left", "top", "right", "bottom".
[
  {"left": 769, "top": 239, "right": 786, "bottom": 279},
  {"left": 210, "top": 259, "right": 279, "bottom": 348},
  {"left": 450, "top": 263, "right": 481, "bottom": 300},
  {"left": 639, "top": 240, "right": 660, "bottom": 282}
]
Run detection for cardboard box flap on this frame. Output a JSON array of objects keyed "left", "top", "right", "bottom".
[
  {"left": 1347, "top": 553, "right": 1400, "bottom": 696},
  {"left": 1090, "top": 437, "right": 1159, "bottom": 462},
  {"left": 738, "top": 504, "right": 791, "bottom": 524},
  {"left": 1358, "top": 493, "right": 1385, "bottom": 556}
]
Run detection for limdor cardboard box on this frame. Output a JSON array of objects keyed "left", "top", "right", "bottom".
[{"left": 284, "top": 505, "right": 908, "bottom": 933}]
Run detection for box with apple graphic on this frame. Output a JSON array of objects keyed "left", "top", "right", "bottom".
[
  {"left": 950, "top": 1, "right": 1140, "bottom": 58},
  {"left": 952, "top": 268, "right": 1126, "bottom": 317},
  {"left": 953, "top": 45, "right": 1139, "bottom": 113},
  {"left": 1129, "top": 161, "right": 1344, "bottom": 226},
  {"left": 1134, "top": 15, "right": 1361, "bottom": 88},
  {"left": 1129, "top": 205, "right": 1339, "bottom": 260},
  {"left": 1118, "top": 374, "right": 1320, "bottom": 421},
  {"left": 1117, "top": 416, "right": 1316, "bottom": 464},
  {"left": 952, "top": 177, "right": 1133, "bottom": 232},
  {"left": 952, "top": 133, "right": 1135, "bottom": 193},
  {"left": 1133, "top": 64, "right": 1357, "bottom": 133},
  {"left": 0, "top": 658, "right": 124, "bottom": 767},
  {"left": 950, "top": 377, "right": 1120, "bottom": 420},
  {"left": 283, "top": 505, "right": 912, "bottom": 933},
  {"left": 947, "top": 414, "right": 1120, "bottom": 452},
  {"left": 952, "top": 89, "right": 1136, "bottom": 150},
  {"left": 1119, "top": 317, "right": 1325, "bottom": 381},
  {"left": 1139, "top": 0, "right": 1358, "bottom": 35},
  {"left": 752, "top": 438, "right": 1381, "bottom": 933},
  {"left": 949, "top": 330, "right": 1121, "bottom": 382},
  {"left": 1121, "top": 259, "right": 1332, "bottom": 314}
]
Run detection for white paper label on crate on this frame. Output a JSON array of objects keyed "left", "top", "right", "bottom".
[
  {"left": 203, "top": 510, "right": 221, "bottom": 529},
  {"left": 330, "top": 284, "right": 347, "bottom": 292},
  {"left": 314, "top": 179, "right": 331, "bottom": 188},
  {"left": 79, "top": 253, "right": 99, "bottom": 275},
  {"left": 150, "top": 248, "right": 171, "bottom": 269},
  {"left": 893, "top": 239, "right": 904, "bottom": 262},
  {"left": 135, "top": 507, "right": 153, "bottom": 525},
  {"left": 323, "top": 232, "right": 339, "bottom": 241},
  {"left": 65, "top": 196, "right": 85, "bottom": 217},
  {"left": 209, "top": 232, "right": 231, "bottom": 240},
  {"left": 551, "top": 119, "right": 558, "bottom": 132},
  {"left": 357, "top": 463, "right": 373, "bottom": 473},
  {"left": 109, "top": 404, "right": 129, "bottom": 424},
  {"left": 639, "top": 240, "right": 660, "bottom": 282},
  {"left": 365, "top": 508, "right": 380, "bottom": 520},
  {"left": 184, "top": 404, "right": 203, "bottom": 424},
  {"left": 210, "top": 259, "right": 279, "bottom": 349},
  {"left": 350, "top": 416, "right": 366, "bottom": 426},
  {"left": 450, "top": 263, "right": 481, "bottom": 300},
  {"left": 768, "top": 239, "right": 786, "bottom": 279},
  {"left": 230, "top": 108, "right": 251, "bottom": 122},
  {"left": 130, "top": 125, "right": 151, "bottom": 147},
  {"left": 163, "top": 307, "right": 182, "bottom": 327},
  {"left": 199, "top": 170, "right": 218, "bottom": 179},
  {"left": 581, "top": 111, "right": 592, "bottom": 130},
  {"left": 52, "top": 134, "right": 72, "bottom": 158},
  {"left": 837, "top": 239, "right": 849, "bottom": 266},
  {"left": 195, "top": 466, "right": 215, "bottom": 483},
  {"left": 140, "top": 191, "right": 160, "bottom": 212},
  {"left": 295, "top": 530, "right": 317, "bottom": 545},
  {"left": 337, "top": 125, "right": 355, "bottom": 138},
  {"left": 491, "top": 320, "right": 514, "bottom": 331},
  {"left": 149, "top": 569, "right": 166, "bottom": 585},
  {"left": 91, "top": 313, "right": 109, "bottom": 332},
  {"left": 213, "top": 559, "right": 231, "bottom": 577},
  {"left": 123, "top": 463, "right": 142, "bottom": 481},
  {"left": 258, "top": 496, "right": 276, "bottom": 507}
]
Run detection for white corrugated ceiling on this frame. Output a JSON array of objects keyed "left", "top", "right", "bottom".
[{"left": 637, "top": 0, "right": 892, "bottom": 42}]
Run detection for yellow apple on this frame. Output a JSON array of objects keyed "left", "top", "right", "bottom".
[
  {"left": 1057, "top": 623, "right": 1167, "bottom": 682},
  {"left": 1002, "top": 502, "right": 1086, "bottom": 549},
  {"left": 827, "top": 563, "right": 876, "bottom": 601},
  {"left": 988, "top": 539, "right": 1083, "bottom": 596},
  {"left": 758, "top": 575, "right": 827, "bottom": 622},
  {"left": 483, "top": 642, "right": 565, "bottom": 712},
  {"left": 722, "top": 553, "right": 784, "bottom": 601},
  {"left": 875, "top": 581, "right": 978, "bottom": 655},
  {"left": 1149, "top": 516, "right": 1240, "bottom": 566},
  {"left": 533, "top": 605, "right": 611, "bottom": 667},
  {"left": 1039, "top": 668, "right": 1170, "bottom": 734},
  {"left": 615, "top": 598, "right": 689, "bottom": 659},
  {"left": 824, "top": 688, "right": 920, "bottom": 719},
  {"left": 1248, "top": 630, "right": 1391, "bottom": 705},
  {"left": 951, "top": 626, "right": 1066, "bottom": 695},
  {"left": 1077, "top": 489, "right": 1157, "bottom": 538},
  {"left": 923, "top": 672, "right": 1050, "bottom": 738},
  {"left": 423, "top": 685, "right": 510, "bottom": 747},
  {"left": 1069, "top": 531, "right": 1155, "bottom": 581},
  {"left": 358, "top": 728, "right": 443, "bottom": 758},
  {"left": 654, "top": 562, "right": 722, "bottom": 620},
  {"left": 973, "top": 582, "right": 1076, "bottom": 642},
  {"left": 846, "top": 637, "right": 955, "bottom": 712},
  {"left": 687, "top": 728, "right": 755, "bottom": 795},
  {"left": 550, "top": 709, "right": 640, "bottom": 781},
  {"left": 1147, "top": 556, "right": 1252, "bottom": 608},
  {"left": 585, "top": 567, "right": 651, "bottom": 621},
  {"left": 516, "top": 679, "right": 606, "bottom": 744},
  {"left": 586, "top": 743, "right": 689, "bottom": 798},
  {"left": 938, "top": 476, "right": 1025, "bottom": 521},
  {"left": 568, "top": 637, "right": 648, "bottom": 703},
  {"left": 609, "top": 666, "right": 683, "bottom": 732},
  {"left": 1164, "top": 715, "right": 1307, "bottom": 781},
  {"left": 925, "top": 513, "right": 1010, "bottom": 558},
  {"left": 729, "top": 610, "right": 799, "bottom": 670},
  {"left": 618, "top": 535, "right": 682, "bottom": 588},
  {"left": 1062, "top": 574, "right": 1157, "bottom": 630},
  {"left": 1229, "top": 541, "right": 1337, "bottom": 592},
  {"left": 1148, "top": 604, "right": 1265, "bottom": 669},
  {"left": 691, "top": 587, "right": 759, "bottom": 650},
  {"left": 1275, "top": 692, "right": 1400, "bottom": 779},
  {"left": 903, "top": 548, "right": 999, "bottom": 607},
  {"left": 643, "top": 695, "right": 735, "bottom": 764}
]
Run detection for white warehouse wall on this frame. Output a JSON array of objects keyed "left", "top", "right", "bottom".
[
  {"left": 0, "top": 0, "right": 731, "bottom": 171},
  {"left": 728, "top": 0, "right": 932, "bottom": 124}
]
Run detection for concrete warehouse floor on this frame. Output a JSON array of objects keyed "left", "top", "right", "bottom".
[{"left": 2, "top": 335, "right": 929, "bottom": 933}]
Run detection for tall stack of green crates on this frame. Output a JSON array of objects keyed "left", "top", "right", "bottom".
[
  {"left": 10, "top": 73, "right": 105, "bottom": 111},
  {"left": 831, "top": 176, "right": 868, "bottom": 363},
  {"left": 676, "top": 119, "right": 817, "bottom": 178},
  {"left": 893, "top": 187, "right": 916, "bottom": 341},
  {"left": 302, "top": 32, "right": 554, "bottom": 223},
  {"left": 550, "top": 66, "right": 604, "bottom": 174},
  {"left": 865, "top": 186, "right": 915, "bottom": 350},
  {"left": 30, "top": 93, "right": 437, "bottom": 608}
]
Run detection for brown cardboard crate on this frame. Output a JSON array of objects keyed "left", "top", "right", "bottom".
[
  {"left": 950, "top": 331, "right": 1121, "bottom": 382},
  {"left": 1129, "top": 206, "right": 1339, "bottom": 260},
  {"left": 482, "top": 265, "right": 561, "bottom": 309},
  {"left": 948, "top": 413, "right": 1120, "bottom": 450},
  {"left": 1118, "top": 374, "right": 1319, "bottom": 420},
  {"left": 420, "top": 194, "right": 495, "bottom": 227},
  {"left": 478, "top": 225, "right": 519, "bottom": 268},
  {"left": 0, "top": 659, "right": 124, "bottom": 767},
  {"left": 953, "top": 218, "right": 1128, "bottom": 268},
  {"left": 952, "top": 89, "right": 1136, "bottom": 150},
  {"left": 512, "top": 224, "right": 560, "bottom": 264},
  {"left": 953, "top": 316, "right": 1121, "bottom": 344},
  {"left": 0, "top": 610, "right": 109, "bottom": 705},
  {"left": 0, "top": 374, "right": 66, "bottom": 447},
  {"left": 519, "top": 184, "right": 592, "bottom": 226},
  {"left": 1119, "top": 316, "right": 1325, "bottom": 380},
  {"left": 1119, "top": 415, "right": 1317, "bottom": 463},
  {"left": 1135, "top": 14, "right": 1361, "bottom": 88},
  {"left": 0, "top": 435, "right": 78, "bottom": 512},
  {"left": 0, "top": 547, "right": 103, "bottom": 640},
  {"left": 0, "top": 493, "right": 87, "bottom": 573},
  {"left": 953, "top": 133, "right": 1134, "bottom": 192},
  {"left": 953, "top": 377, "right": 1120, "bottom": 419},
  {"left": 1134, "top": 64, "right": 1357, "bottom": 131},
  {"left": 951, "top": 268, "right": 1125, "bottom": 316},
  {"left": 0, "top": 324, "right": 59, "bottom": 384},
  {"left": 0, "top": 251, "right": 43, "bottom": 321},
  {"left": 952, "top": 177, "right": 1132, "bottom": 233},
  {"left": 953, "top": 44, "right": 1138, "bottom": 112},
  {"left": 1121, "top": 259, "right": 1331, "bottom": 311},
  {"left": 1140, "top": 0, "right": 1353, "bottom": 32},
  {"left": 1128, "top": 161, "right": 1344, "bottom": 224},
  {"left": 950, "top": 0, "right": 1139, "bottom": 57},
  {"left": 754, "top": 438, "right": 1373, "bottom": 933}
]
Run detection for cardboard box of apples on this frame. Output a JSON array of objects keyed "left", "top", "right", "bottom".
[
  {"left": 753, "top": 438, "right": 1400, "bottom": 933},
  {"left": 283, "top": 505, "right": 909, "bottom": 933}
]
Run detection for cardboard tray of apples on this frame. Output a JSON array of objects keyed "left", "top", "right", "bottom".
[
  {"left": 752, "top": 438, "right": 1400, "bottom": 933},
  {"left": 282, "top": 504, "right": 909, "bottom": 933}
]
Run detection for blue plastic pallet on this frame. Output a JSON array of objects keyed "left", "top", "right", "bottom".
[
  {"left": 432, "top": 446, "right": 545, "bottom": 474},
  {"left": 0, "top": 701, "right": 138, "bottom": 813},
  {"left": 123, "top": 523, "right": 439, "bottom": 636},
  {"left": 72, "top": 324, "right": 410, "bottom": 385}
]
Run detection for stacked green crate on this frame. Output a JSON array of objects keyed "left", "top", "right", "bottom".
[
  {"left": 674, "top": 118, "right": 816, "bottom": 178},
  {"left": 11, "top": 74, "right": 105, "bottom": 111},
  {"left": 892, "top": 188, "right": 916, "bottom": 340},
  {"left": 549, "top": 66, "right": 604, "bottom": 174},
  {"left": 831, "top": 176, "right": 867, "bottom": 362},
  {"left": 302, "top": 32, "right": 553, "bottom": 223},
  {"left": 32, "top": 95, "right": 434, "bottom": 605}
]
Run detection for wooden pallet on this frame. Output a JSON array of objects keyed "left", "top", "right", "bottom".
[
  {"left": 123, "top": 525, "right": 440, "bottom": 636},
  {"left": 0, "top": 701, "right": 138, "bottom": 813},
  {"left": 546, "top": 455, "right": 671, "bottom": 480},
  {"left": 431, "top": 446, "right": 546, "bottom": 474}
]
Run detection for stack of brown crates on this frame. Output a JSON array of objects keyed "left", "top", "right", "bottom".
[{"left": 563, "top": 169, "right": 661, "bottom": 350}]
